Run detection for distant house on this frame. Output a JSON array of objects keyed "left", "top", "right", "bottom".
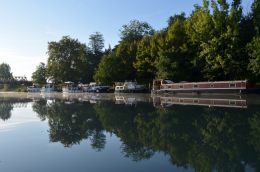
[{"left": 14, "top": 76, "right": 27, "bottom": 81}]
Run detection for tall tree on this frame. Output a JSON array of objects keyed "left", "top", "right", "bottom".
[
  {"left": 115, "top": 41, "right": 139, "bottom": 80},
  {"left": 94, "top": 53, "right": 125, "bottom": 85},
  {"left": 156, "top": 15, "right": 194, "bottom": 81},
  {"left": 87, "top": 32, "right": 105, "bottom": 82},
  {"left": 120, "top": 20, "right": 155, "bottom": 42},
  {"left": 185, "top": 0, "right": 245, "bottom": 80},
  {"left": 89, "top": 32, "right": 104, "bottom": 55},
  {"left": 185, "top": 2, "right": 213, "bottom": 80},
  {"left": 32, "top": 62, "right": 47, "bottom": 86},
  {"left": 0, "top": 63, "right": 13, "bottom": 82},
  {"left": 134, "top": 36, "right": 157, "bottom": 83},
  {"left": 247, "top": 0, "right": 260, "bottom": 79},
  {"left": 46, "top": 36, "right": 88, "bottom": 83}
]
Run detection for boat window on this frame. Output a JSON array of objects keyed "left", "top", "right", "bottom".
[
  {"left": 193, "top": 85, "right": 198, "bottom": 88},
  {"left": 193, "top": 99, "right": 199, "bottom": 103},
  {"left": 179, "top": 85, "right": 183, "bottom": 88},
  {"left": 229, "top": 83, "right": 236, "bottom": 87},
  {"left": 229, "top": 101, "right": 236, "bottom": 105},
  {"left": 210, "top": 84, "right": 214, "bottom": 88}
]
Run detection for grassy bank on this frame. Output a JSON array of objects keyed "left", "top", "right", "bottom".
[{"left": 0, "top": 83, "right": 27, "bottom": 92}]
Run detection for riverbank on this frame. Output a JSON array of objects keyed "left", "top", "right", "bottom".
[{"left": 0, "top": 83, "right": 27, "bottom": 92}]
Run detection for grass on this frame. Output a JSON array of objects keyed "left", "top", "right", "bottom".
[{"left": 0, "top": 84, "right": 27, "bottom": 92}]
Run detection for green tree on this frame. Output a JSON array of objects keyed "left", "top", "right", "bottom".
[
  {"left": 247, "top": 37, "right": 260, "bottom": 78},
  {"left": 94, "top": 52, "right": 124, "bottom": 85},
  {"left": 89, "top": 32, "right": 104, "bottom": 55},
  {"left": 46, "top": 36, "right": 88, "bottom": 83},
  {"left": 87, "top": 32, "right": 105, "bottom": 82},
  {"left": 247, "top": 0, "right": 260, "bottom": 80},
  {"left": 185, "top": 0, "right": 246, "bottom": 80},
  {"left": 120, "top": 20, "right": 155, "bottom": 42},
  {"left": 134, "top": 36, "right": 157, "bottom": 83},
  {"left": 32, "top": 62, "right": 47, "bottom": 86},
  {"left": 155, "top": 15, "right": 194, "bottom": 81},
  {"left": 115, "top": 41, "right": 139, "bottom": 80},
  {"left": 0, "top": 63, "right": 13, "bottom": 82}
]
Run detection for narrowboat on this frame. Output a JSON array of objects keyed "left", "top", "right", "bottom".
[{"left": 152, "top": 79, "right": 259, "bottom": 94}]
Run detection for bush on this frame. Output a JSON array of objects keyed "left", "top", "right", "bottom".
[{"left": 3, "top": 84, "right": 9, "bottom": 91}]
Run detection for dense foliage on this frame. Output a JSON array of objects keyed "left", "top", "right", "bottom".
[
  {"left": 94, "top": 0, "right": 260, "bottom": 85},
  {"left": 32, "top": 62, "right": 47, "bottom": 85},
  {"left": 44, "top": 33, "right": 105, "bottom": 84},
  {"left": 40, "top": 0, "right": 259, "bottom": 85},
  {"left": 0, "top": 63, "right": 13, "bottom": 82}
]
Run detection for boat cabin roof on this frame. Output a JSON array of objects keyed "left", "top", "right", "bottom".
[{"left": 64, "top": 81, "right": 74, "bottom": 85}]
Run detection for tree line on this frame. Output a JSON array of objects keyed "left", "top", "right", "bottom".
[{"left": 32, "top": 0, "right": 260, "bottom": 86}]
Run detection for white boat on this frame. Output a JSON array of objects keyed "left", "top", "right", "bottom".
[
  {"left": 62, "top": 81, "right": 83, "bottom": 93},
  {"left": 41, "top": 84, "right": 55, "bottom": 93},
  {"left": 114, "top": 81, "right": 146, "bottom": 93},
  {"left": 27, "top": 85, "right": 41, "bottom": 92}
]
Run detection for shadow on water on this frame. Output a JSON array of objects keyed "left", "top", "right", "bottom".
[{"left": 0, "top": 93, "right": 260, "bottom": 171}]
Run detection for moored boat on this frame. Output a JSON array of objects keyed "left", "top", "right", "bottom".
[
  {"left": 115, "top": 81, "right": 146, "bottom": 93},
  {"left": 152, "top": 79, "right": 259, "bottom": 94},
  {"left": 27, "top": 85, "right": 41, "bottom": 92},
  {"left": 83, "top": 82, "right": 112, "bottom": 93},
  {"left": 62, "top": 81, "right": 83, "bottom": 93},
  {"left": 41, "top": 84, "right": 55, "bottom": 93}
]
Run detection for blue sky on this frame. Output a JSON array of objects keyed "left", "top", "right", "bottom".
[{"left": 0, "top": 0, "right": 254, "bottom": 79}]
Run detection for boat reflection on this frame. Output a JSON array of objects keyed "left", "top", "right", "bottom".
[
  {"left": 152, "top": 95, "right": 247, "bottom": 108},
  {"left": 115, "top": 93, "right": 150, "bottom": 106}
]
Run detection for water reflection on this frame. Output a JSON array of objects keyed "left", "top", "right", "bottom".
[
  {"left": 0, "top": 93, "right": 260, "bottom": 171},
  {"left": 0, "top": 97, "right": 31, "bottom": 121},
  {"left": 153, "top": 95, "right": 248, "bottom": 108},
  {"left": 32, "top": 99, "right": 105, "bottom": 149}
]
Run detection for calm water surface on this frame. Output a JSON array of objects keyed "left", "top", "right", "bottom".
[{"left": 0, "top": 93, "right": 259, "bottom": 172}]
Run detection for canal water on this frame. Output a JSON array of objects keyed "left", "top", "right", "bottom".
[{"left": 0, "top": 93, "right": 259, "bottom": 172}]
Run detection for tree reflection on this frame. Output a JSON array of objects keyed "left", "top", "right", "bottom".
[
  {"left": 33, "top": 99, "right": 106, "bottom": 149},
  {"left": 0, "top": 97, "right": 31, "bottom": 121},
  {"left": 32, "top": 99, "right": 48, "bottom": 121},
  {"left": 89, "top": 130, "right": 106, "bottom": 151},
  {"left": 32, "top": 98, "right": 260, "bottom": 171},
  {"left": 0, "top": 103, "right": 13, "bottom": 120}
]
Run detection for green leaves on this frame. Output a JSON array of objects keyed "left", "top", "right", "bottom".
[
  {"left": 247, "top": 37, "right": 260, "bottom": 77},
  {"left": 94, "top": 53, "right": 124, "bottom": 85},
  {"left": 0, "top": 63, "right": 13, "bottom": 82},
  {"left": 44, "top": 1, "right": 260, "bottom": 85},
  {"left": 120, "top": 20, "right": 155, "bottom": 42},
  {"left": 46, "top": 34, "right": 105, "bottom": 84},
  {"left": 47, "top": 36, "right": 88, "bottom": 83},
  {"left": 32, "top": 62, "right": 47, "bottom": 85}
]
